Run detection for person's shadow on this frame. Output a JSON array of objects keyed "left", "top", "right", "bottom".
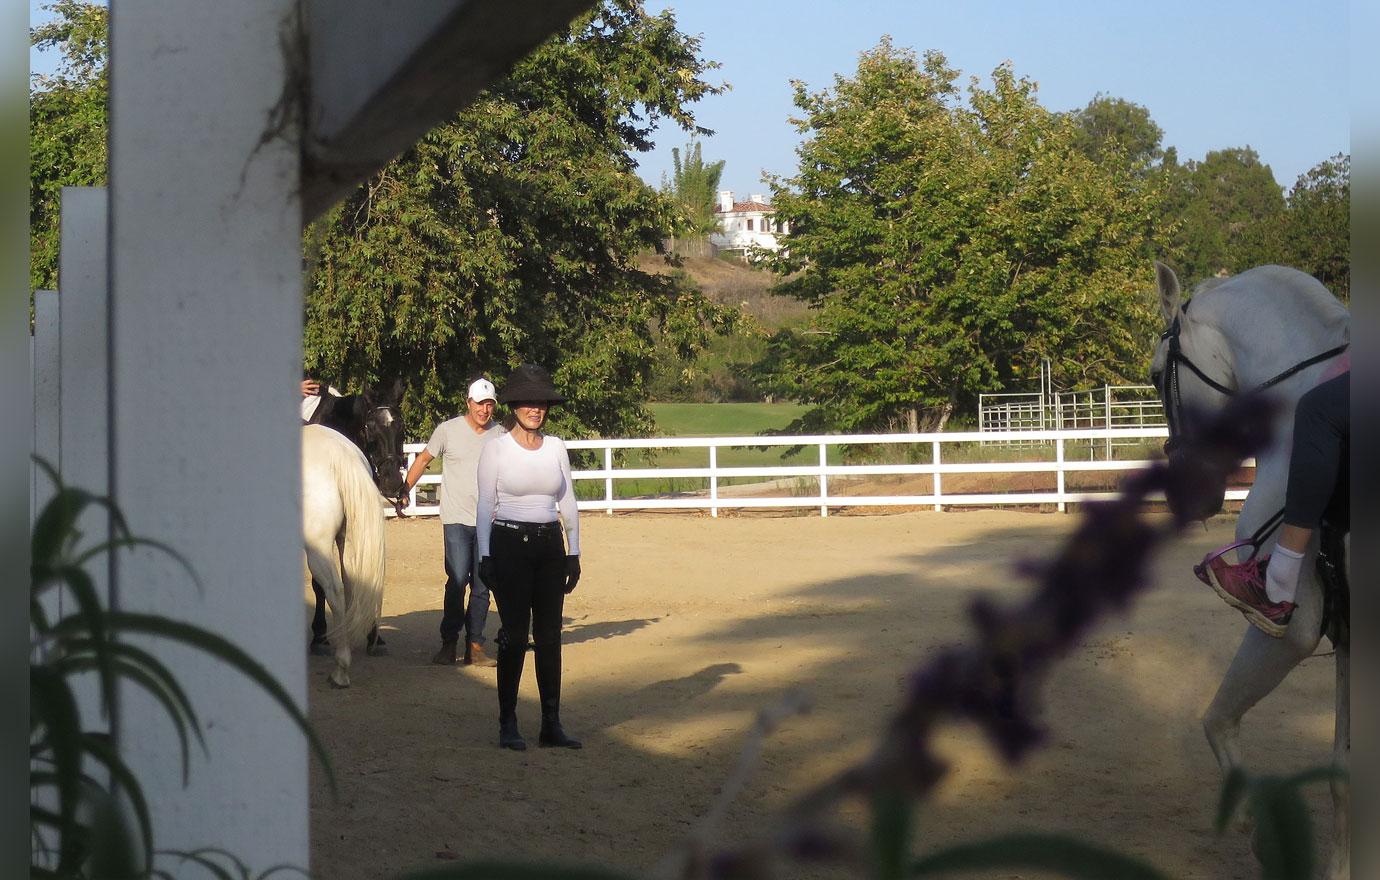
[
  {"left": 561, "top": 615, "right": 661, "bottom": 644},
  {"left": 632, "top": 663, "right": 743, "bottom": 703}
]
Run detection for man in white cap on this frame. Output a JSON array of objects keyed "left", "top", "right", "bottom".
[{"left": 403, "top": 376, "right": 506, "bottom": 665}]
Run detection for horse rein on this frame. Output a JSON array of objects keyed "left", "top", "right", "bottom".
[
  {"left": 1158, "top": 310, "right": 1347, "bottom": 544},
  {"left": 1157, "top": 311, "right": 1349, "bottom": 451}
]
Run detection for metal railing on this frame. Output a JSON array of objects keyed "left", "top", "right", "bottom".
[
  {"left": 979, "top": 385, "right": 1165, "bottom": 454},
  {"left": 397, "top": 426, "right": 1252, "bottom": 518}
]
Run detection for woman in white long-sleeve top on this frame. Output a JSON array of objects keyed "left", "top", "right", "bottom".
[{"left": 476, "top": 364, "right": 582, "bottom": 751}]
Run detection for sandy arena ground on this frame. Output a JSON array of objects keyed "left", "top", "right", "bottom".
[{"left": 306, "top": 509, "right": 1339, "bottom": 879}]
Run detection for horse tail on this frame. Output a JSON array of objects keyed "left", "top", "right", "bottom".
[{"left": 324, "top": 429, "right": 387, "bottom": 648}]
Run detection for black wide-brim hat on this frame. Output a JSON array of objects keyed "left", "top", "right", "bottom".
[{"left": 498, "top": 363, "right": 565, "bottom": 404}]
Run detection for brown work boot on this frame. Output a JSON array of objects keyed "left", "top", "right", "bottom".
[
  {"left": 431, "top": 639, "right": 458, "bottom": 665},
  {"left": 464, "top": 641, "right": 497, "bottom": 667}
]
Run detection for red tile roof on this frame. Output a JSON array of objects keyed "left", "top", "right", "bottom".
[{"left": 716, "top": 200, "right": 773, "bottom": 213}]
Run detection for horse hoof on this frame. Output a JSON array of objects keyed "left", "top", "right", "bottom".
[
  {"left": 328, "top": 673, "right": 351, "bottom": 688},
  {"left": 309, "top": 640, "right": 332, "bottom": 657},
  {"left": 366, "top": 643, "right": 389, "bottom": 657}
]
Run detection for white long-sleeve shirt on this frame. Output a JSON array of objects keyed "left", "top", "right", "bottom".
[{"left": 476, "top": 431, "right": 580, "bottom": 557}]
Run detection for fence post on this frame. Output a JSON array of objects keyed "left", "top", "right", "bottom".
[
  {"left": 710, "top": 445, "right": 719, "bottom": 518},
  {"left": 1056, "top": 435, "right": 1066, "bottom": 513},
  {"left": 818, "top": 442, "right": 828, "bottom": 517},
  {"left": 604, "top": 446, "right": 614, "bottom": 515},
  {"left": 1104, "top": 384, "right": 1112, "bottom": 461},
  {"left": 932, "top": 439, "right": 943, "bottom": 512}
]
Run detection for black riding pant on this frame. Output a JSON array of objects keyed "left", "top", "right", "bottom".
[
  {"left": 490, "top": 522, "right": 566, "bottom": 651},
  {"left": 490, "top": 522, "right": 567, "bottom": 722},
  {"left": 1285, "top": 372, "right": 1349, "bottom": 532}
]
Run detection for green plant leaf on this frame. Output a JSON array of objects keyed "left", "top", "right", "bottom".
[
  {"left": 72, "top": 533, "right": 204, "bottom": 593},
  {"left": 29, "top": 664, "right": 86, "bottom": 871},
  {"left": 40, "top": 562, "right": 119, "bottom": 714},
  {"left": 1284, "top": 765, "right": 1347, "bottom": 789},
  {"left": 86, "top": 790, "right": 144, "bottom": 880},
  {"left": 1215, "top": 765, "right": 1249, "bottom": 833},
  {"left": 54, "top": 649, "right": 205, "bottom": 783},
  {"left": 395, "top": 861, "right": 643, "bottom": 880},
  {"left": 1248, "top": 778, "right": 1314, "bottom": 880},
  {"left": 871, "top": 787, "right": 913, "bottom": 880},
  {"left": 909, "top": 833, "right": 1171, "bottom": 879},
  {"left": 102, "top": 611, "right": 337, "bottom": 796},
  {"left": 82, "top": 732, "right": 157, "bottom": 875}
]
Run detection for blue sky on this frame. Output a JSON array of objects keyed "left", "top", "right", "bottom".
[
  {"left": 637, "top": 0, "right": 1349, "bottom": 197},
  {"left": 31, "top": 1, "right": 1348, "bottom": 196}
]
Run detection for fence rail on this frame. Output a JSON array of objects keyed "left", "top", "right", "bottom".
[{"left": 397, "top": 427, "right": 1252, "bottom": 518}]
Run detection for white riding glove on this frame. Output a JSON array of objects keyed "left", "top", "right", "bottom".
[{"left": 1265, "top": 544, "right": 1305, "bottom": 605}]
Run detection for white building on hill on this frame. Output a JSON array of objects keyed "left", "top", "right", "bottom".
[{"left": 711, "top": 190, "right": 788, "bottom": 255}]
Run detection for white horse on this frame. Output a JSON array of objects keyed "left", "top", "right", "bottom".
[
  {"left": 302, "top": 424, "right": 386, "bottom": 688},
  {"left": 1151, "top": 262, "right": 1349, "bottom": 879}
]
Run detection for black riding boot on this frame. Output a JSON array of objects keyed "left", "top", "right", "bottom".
[
  {"left": 496, "top": 633, "right": 527, "bottom": 751},
  {"left": 535, "top": 642, "right": 581, "bottom": 749}
]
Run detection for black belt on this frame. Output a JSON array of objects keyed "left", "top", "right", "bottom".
[{"left": 492, "top": 519, "right": 561, "bottom": 537}]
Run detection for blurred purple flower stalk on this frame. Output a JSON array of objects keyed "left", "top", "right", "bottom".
[{"left": 676, "top": 395, "right": 1276, "bottom": 880}]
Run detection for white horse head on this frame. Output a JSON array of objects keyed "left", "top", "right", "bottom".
[{"left": 1151, "top": 262, "right": 1349, "bottom": 517}]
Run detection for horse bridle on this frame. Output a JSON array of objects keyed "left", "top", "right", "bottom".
[
  {"left": 361, "top": 404, "right": 407, "bottom": 504},
  {"left": 1156, "top": 309, "right": 1348, "bottom": 454}
]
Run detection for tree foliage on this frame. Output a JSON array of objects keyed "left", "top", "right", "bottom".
[
  {"left": 1162, "top": 147, "right": 1286, "bottom": 284},
  {"left": 759, "top": 40, "right": 1163, "bottom": 433},
  {"left": 1068, "top": 92, "right": 1165, "bottom": 169},
  {"left": 1278, "top": 153, "right": 1349, "bottom": 301},
  {"left": 662, "top": 138, "right": 726, "bottom": 236},
  {"left": 29, "top": 0, "right": 108, "bottom": 294},
  {"left": 305, "top": 1, "right": 736, "bottom": 439}
]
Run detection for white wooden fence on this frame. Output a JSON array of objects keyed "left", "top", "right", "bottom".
[{"left": 399, "top": 427, "right": 1254, "bottom": 519}]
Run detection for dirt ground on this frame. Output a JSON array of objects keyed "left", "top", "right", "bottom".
[{"left": 306, "top": 508, "right": 1338, "bottom": 880}]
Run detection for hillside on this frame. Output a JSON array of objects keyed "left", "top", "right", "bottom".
[{"left": 635, "top": 252, "right": 809, "bottom": 330}]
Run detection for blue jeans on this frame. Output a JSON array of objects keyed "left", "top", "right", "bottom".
[{"left": 440, "top": 523, "right": 490, "bottom": 645}]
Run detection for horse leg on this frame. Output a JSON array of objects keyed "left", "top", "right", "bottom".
[
  {"left": 309, "top": 578, "right": 331, "bottom": 655},
  {"left": 1324, "top": 640, "right": 1349, "bottom": 880},
  {"left": 366, "top": 623, "right": 388, "bottom": 656},
  {"left": 305, "top": 536, "right": 352, "bottom": 688},
  {"left": 1203, "top": 577, "right": 1323, "bottom": 830}
]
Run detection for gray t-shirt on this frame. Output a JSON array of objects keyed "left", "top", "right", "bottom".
[{"left": 425, "top": 416, "right": 505, "bottom": 525}]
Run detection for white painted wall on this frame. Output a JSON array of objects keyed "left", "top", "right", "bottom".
[
  {"left": 31, "top": 291, "right": 59, "bottom": 521},
  {"left": 58, "top": 187, "right": 109, "bottom": 596},
  {"left": 109, "top": 1, "right": 307, "bottom": 871}
]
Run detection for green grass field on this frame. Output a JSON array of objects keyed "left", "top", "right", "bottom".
[{"left": 647, "top": 402, "right": 808, "bottom": 437}]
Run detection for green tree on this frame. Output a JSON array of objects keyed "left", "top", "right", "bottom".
[
  {"left": 305, "top": 1, "right": 733, "bottom": 439},
  {"left": 1165, "top": 147, "right": 1285, "bottom": 285},
  {"left": 1068, "top": 92, "right": 1164, "bottom": 169},
  {"left": 29, "top": 0, "right": 108, "bottom": 294},
  {"left": 759, "top": 40, "right": 1163, "bottom": 433},
  {"left": 662, "top": 137, "right": 726, "bottom": 236},
  {"left": 1279, "top": 153, "right": 1349, "bottom": 301}
]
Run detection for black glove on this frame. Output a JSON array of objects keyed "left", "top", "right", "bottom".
[
  {"left": 563, "top": 555, "right": 581, "bottom": 594},
  {"left": 478, "top": 556, "right": 498, "bottom": 589}
]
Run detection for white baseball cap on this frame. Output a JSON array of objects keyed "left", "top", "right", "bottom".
[{"left": 467, "top": 378, "right": 497, "bottom": 403}]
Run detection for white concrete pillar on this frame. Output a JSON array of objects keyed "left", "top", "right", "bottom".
[
  {"left": 58, "top": 187, "right": 109, "bottom": 592},
  {"left": 109, "top": 1, "right": 306, "bottom": 871},
  {"left": 32, "top": 290, "right": 60, "bottom": 521}
]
